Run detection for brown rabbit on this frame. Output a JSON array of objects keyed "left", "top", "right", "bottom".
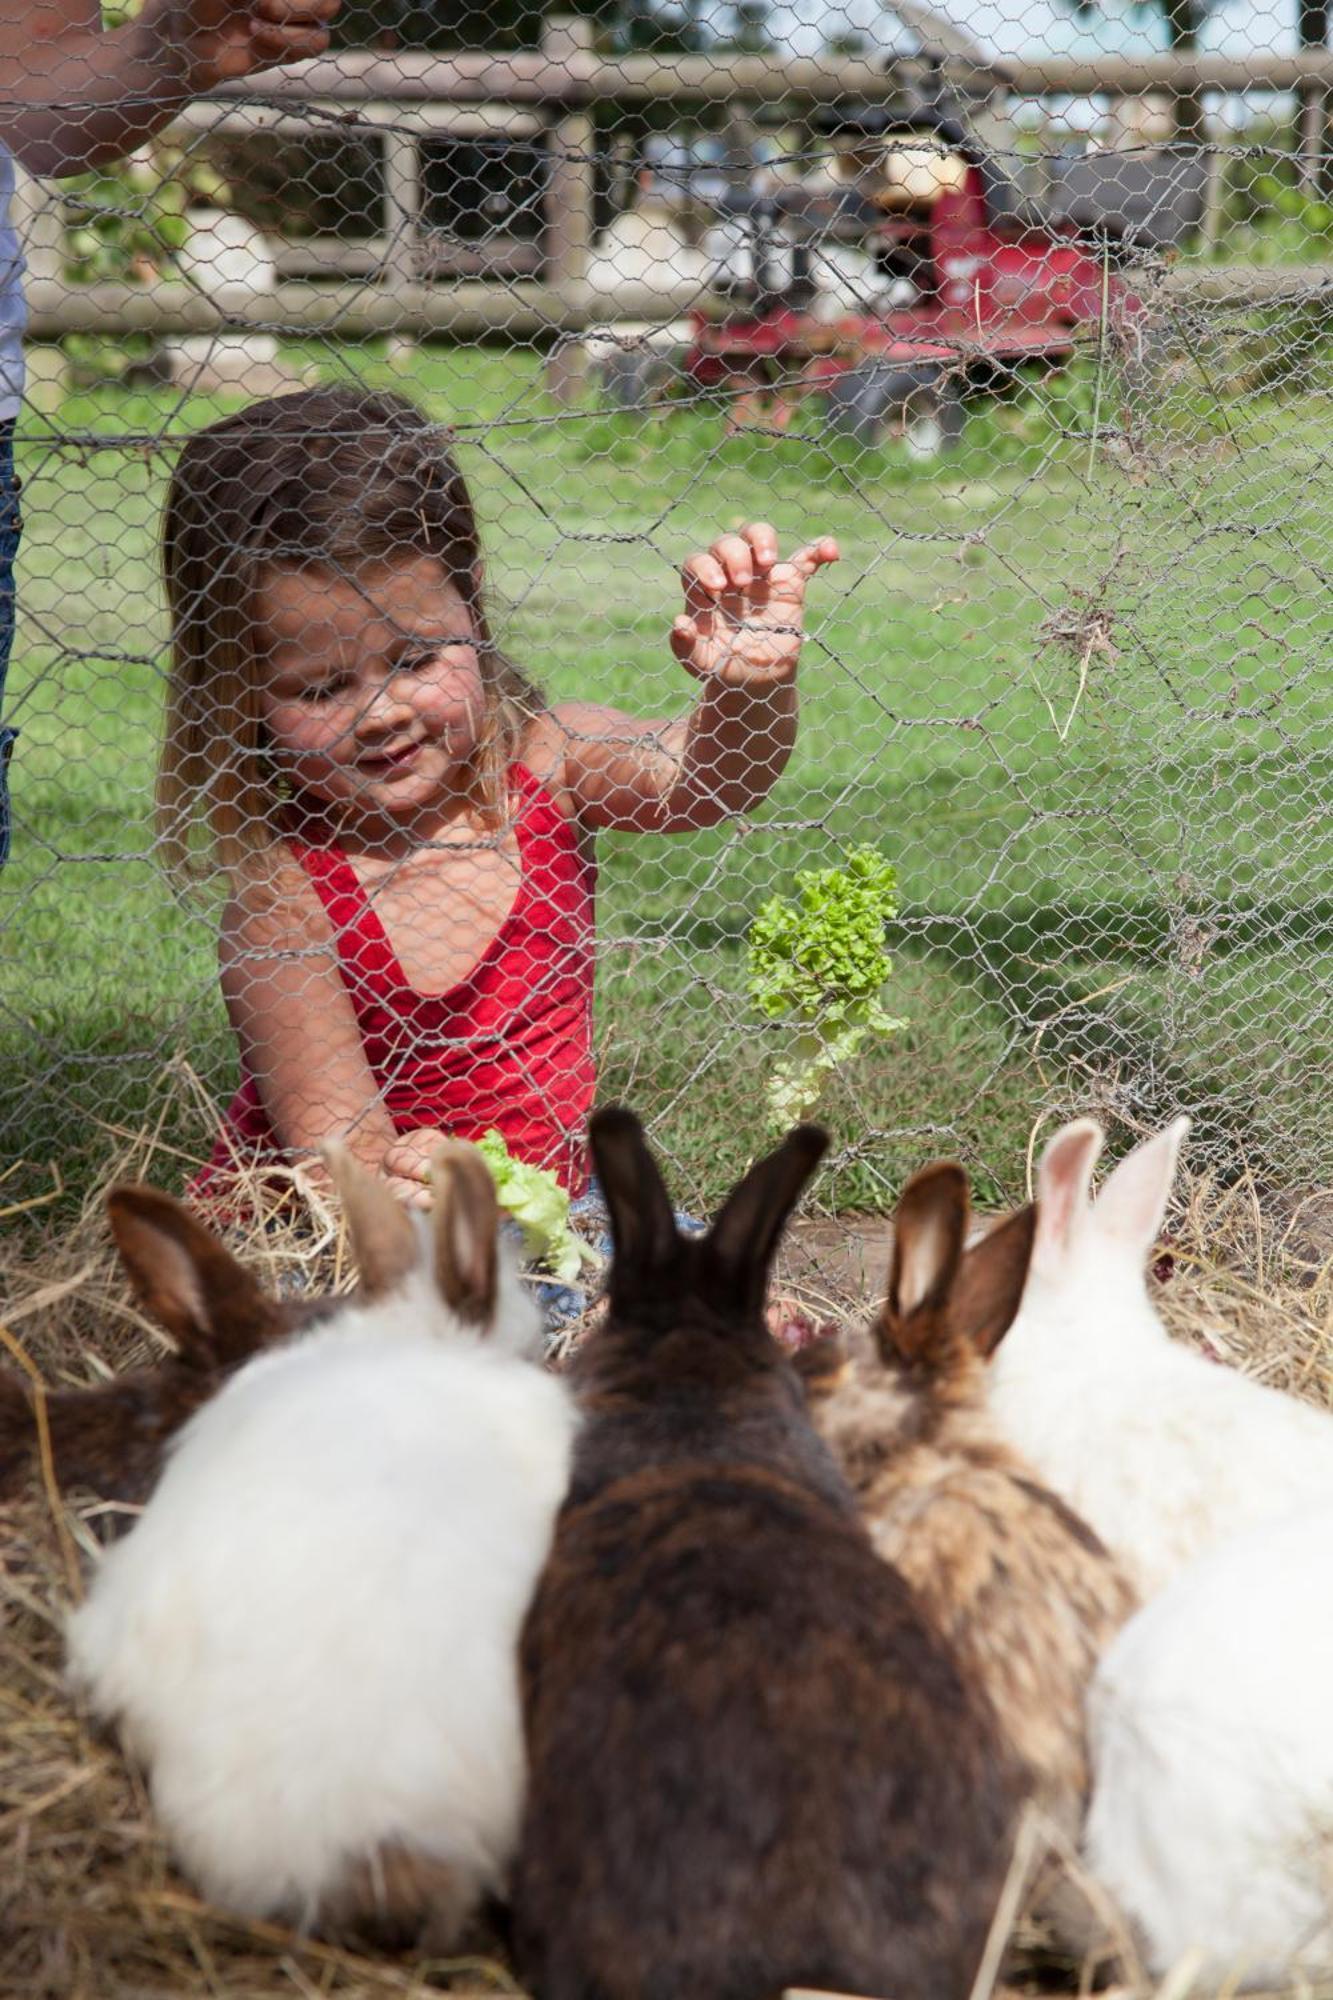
[
  {"left": 803, "top": 1161, "right": 1137, "bottom": 1845},
  {"left": 0, "top": 1187, "right": 337, "bottom": 1511},
  {"left": 512, "top": 1108, "right": 1028, "bottom": 2000}
]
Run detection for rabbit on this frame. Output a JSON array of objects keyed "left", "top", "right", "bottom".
[
  {"left": 1084, "top": 1501, "right": 1333, "bottom": 1986},
  {"left": 66, "top": 1142, "right": 578, "bottom": 1949},
  {"left": 511, "top": 1108, "right": 1029, "bottom": 2000},
  {"left": 800, "top": 1160, "right": 1137, "bottom": 1849},
  {"left": 984, "top": 1115, "right": 1333, "bottom": 1597},
  {"left": 0, "top": 1184, "right": 337, "bottom": 1511}
]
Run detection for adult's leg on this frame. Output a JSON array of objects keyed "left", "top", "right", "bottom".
[{"left": 0, "top": 415, "right": 18, "bottom": 867}]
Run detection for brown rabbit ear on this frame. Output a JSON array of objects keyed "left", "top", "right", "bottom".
[
  {"left": 589, "top": 1106, "right": 680, "bottom": 1299},
  {"left": 703, "top": 1124, "right": 829, "bottom": 1321},
  {"left": 322, "top": 1144, "right": 420, "bottom": 1302},
  {"left": 885, "top": 1161, "right": 969, "bottom": 1330},
  {"left": 107, "top": 1185, "right": 283, "bottom": 1370},
  {"left": 948, "top": 1203, "right": 1038, "bottom": 1357},
  {"left": 430, "top": 1143, "right": 498, "bottom": 1327}
]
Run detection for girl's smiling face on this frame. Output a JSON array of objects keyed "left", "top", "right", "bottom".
[{"left": 255, "top": 555, "right": 486, "bottom": 831}]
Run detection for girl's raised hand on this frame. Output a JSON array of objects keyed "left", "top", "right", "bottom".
[{"left": 670, "top": 524, "right": 840, "bottom": 689}]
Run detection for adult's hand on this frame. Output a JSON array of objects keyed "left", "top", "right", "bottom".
[
  {"left": 0, "top": 0, "right": 341, "bottom": 177},
  {"left": 140, "top": 0, "right": 339, "bottom": 94}
]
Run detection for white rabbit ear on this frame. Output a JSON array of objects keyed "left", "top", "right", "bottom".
[
  {"left": 1094, "top": 1117, "right": 1190, "bottom": 1255},
  {"left": 1033, "top": 1119, "right": 1104, "bottom": 1274},
  {"left": 322, "top": 1142, "right": 420, "bottom": 1301}
]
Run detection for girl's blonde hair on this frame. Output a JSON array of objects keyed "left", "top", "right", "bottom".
[{"left": 157, "top": 385, "right": 542, "bottom": 880}]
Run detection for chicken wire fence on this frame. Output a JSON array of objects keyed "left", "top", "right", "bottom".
[{"left": 2, "top": 6, "right": 1331, "bottom": 1222}]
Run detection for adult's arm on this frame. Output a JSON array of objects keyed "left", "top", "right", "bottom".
[{"left": 0, "top": 0, "right": 337, "bottom": 179}]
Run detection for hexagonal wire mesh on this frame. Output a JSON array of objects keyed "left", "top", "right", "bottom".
[{"left": 1, "top": 2, "right": 1330, "bottom": 1239}]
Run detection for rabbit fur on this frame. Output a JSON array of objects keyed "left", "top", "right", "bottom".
[
  {"left": 512, "top": 1109, "right": 1028, "bottom": 2000},
  {"left": 803, "top": 1161, "right": 1136, "bottom": 1847},
  {"left": 986, "top": 1116, "right": 1333, "bottom": 1596},
  {"left": 0, "top": 1185, "right": 337, "bottom": 1511},
  {"left": 66, "top": 1144, "right": 578, "bottom": 1948},
  {"left": 1084, "top": 1502, "right": 1333, "bottom": 1986}
]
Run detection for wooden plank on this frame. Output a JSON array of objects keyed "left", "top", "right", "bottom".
[
  {"left": 169, "top": 99, "right": 543, "bottom": 140},
  {"left": 203, "top": 46, "right": 1333, "bottom": 106},
  {"left": 24, "top": 276, "right": 706, "bottom": 339}
]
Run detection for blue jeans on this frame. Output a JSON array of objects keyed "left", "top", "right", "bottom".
[{"left": 0, "top": 419, "right": 19, "bottom": 868}]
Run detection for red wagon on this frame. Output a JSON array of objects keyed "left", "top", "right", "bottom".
[{"left": 601, "top": 96, "right": 1206, "bottom": 455}]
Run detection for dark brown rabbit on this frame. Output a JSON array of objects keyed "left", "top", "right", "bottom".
[
  {"left": 803, "top": 1162, "right": 1137, "bottom": 1844},
  {"left": 512, "top": 1108, "right": 1028, "bottom": 2000},
  {"left": 0, "top": 1186, "right": 336, "bottom": 1511}
]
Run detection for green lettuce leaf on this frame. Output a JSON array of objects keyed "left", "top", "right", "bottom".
[{"left": 475, "top": 1130, "right": 595, "bottom": 1284}]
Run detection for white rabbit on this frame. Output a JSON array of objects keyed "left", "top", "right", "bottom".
[
  {"left": 986, "top": 1116, "right": 1333, "bottom": 1597},
  {"left": 1085, "top": 1502, "right": 1333, "bottom": 1986},
  {"left": 67, "top": 1143, "right": 578, "bottom": 1947}
]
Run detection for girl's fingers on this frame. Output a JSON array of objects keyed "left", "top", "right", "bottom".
[
  {"left": 741, "top": 521, "right": 779, "bottom": 570},
  {"left": 670, "top": 614, "right": 702, "bottom": 671},
  {"left": 682, "top": 550, "right": 729, "bottom": 608},
  {"left": 789, "top": 536, "right": 841, "bottom": 579},
  {"left": 710, "top": 532, "right": 756, "bottom": 589}
]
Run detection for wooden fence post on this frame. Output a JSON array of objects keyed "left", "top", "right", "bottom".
[
  {"left": 10, "top": 166, "right": 68, "bottom": 411},
  {"left": 543, "top": 13, "right": 596, "bottom": 406},
  {"left": 384, "top": 127, "right": 423, "bottom": 292}
]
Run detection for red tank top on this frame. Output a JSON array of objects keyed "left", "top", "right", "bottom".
[{"left": 201, "top": 765, "right": 596, "bottom": 1194}]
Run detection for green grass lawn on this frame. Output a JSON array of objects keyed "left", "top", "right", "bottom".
[{"left": 3, "top": 333, "right": 1331, "bottom": 1214}]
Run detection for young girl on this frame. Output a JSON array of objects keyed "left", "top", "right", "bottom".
[{"left": 159, "top": 385, "right": 837, "bottom": 1207}]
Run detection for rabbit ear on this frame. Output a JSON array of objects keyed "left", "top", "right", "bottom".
[
  {"left": 948, "top": 1204, "right": 1038, "bottom": 1357},
  {"left": 1094, "top": 1116, "right": 1190, "bottom": 1254},
  {"left": 106, "top": 1185, "right": 281, "bottom": 1369},
  {"left": 888, "top": 1162, "right": 969, "bottom": 1321},
  {"left": 429, "top": 1142, "right": 498, "bottom": 1327},
  {"left": 1033, "top": 1119, "right": 1104, "bottom": 1274},
  {"left": 589, "top": 1106, "right": 680, "bottom": 1293},
  {"left": 702, "top": 1125, "right": 829, "bottom": 1318},
  {"left": 322, "top": 1144, "right": 420, "bottom": 1301}
]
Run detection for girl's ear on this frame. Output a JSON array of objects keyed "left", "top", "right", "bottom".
[
  {"left": 322, "top": 1143, "right": 420, "bottom": 1302},
  {"left": 430, "top": 1142, "right": 499, "bottom": 1326},
  {"left": 702, "top": 1124, "right": 828, "bottom": 1320},
  {"left": 1094, "top": 1116, "right": 1189, "bottom": 1255},
  {"left": 589, "top": 1105, "right": 680, "bottom": 1304},
  {"left": 106, "top": 1186, "right": 281, "bottom": 1370},
  {"left": 1032, "top": 1119, "right": 1103, "bottom": 1276}
]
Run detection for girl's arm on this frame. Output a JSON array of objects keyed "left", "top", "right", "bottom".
[
  {"left": 530, "top": 523, "right": 838, "bottom": 835},
  {"left": 220, "top": 857, "right": 434, "bottom": 1205}
]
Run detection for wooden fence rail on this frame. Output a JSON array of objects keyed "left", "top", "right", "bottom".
[{"left": 16, "top": 24, "right": 1333, "bottom": 404}]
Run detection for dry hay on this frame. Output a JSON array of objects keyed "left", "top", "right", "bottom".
[{"left": 3, "top": 1112, "right": 1333, "bottom": 1999}]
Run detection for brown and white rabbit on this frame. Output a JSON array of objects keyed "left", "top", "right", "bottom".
[
  {"left": 802, "top": 1161, "right": 1137, "bottom": 1848},
  {"left": 0, "top": 1186, "right": 336, "bottom": 1511},
  {"left": 512, "top": 1108, "right": 1028, "bottom": 2000}
]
